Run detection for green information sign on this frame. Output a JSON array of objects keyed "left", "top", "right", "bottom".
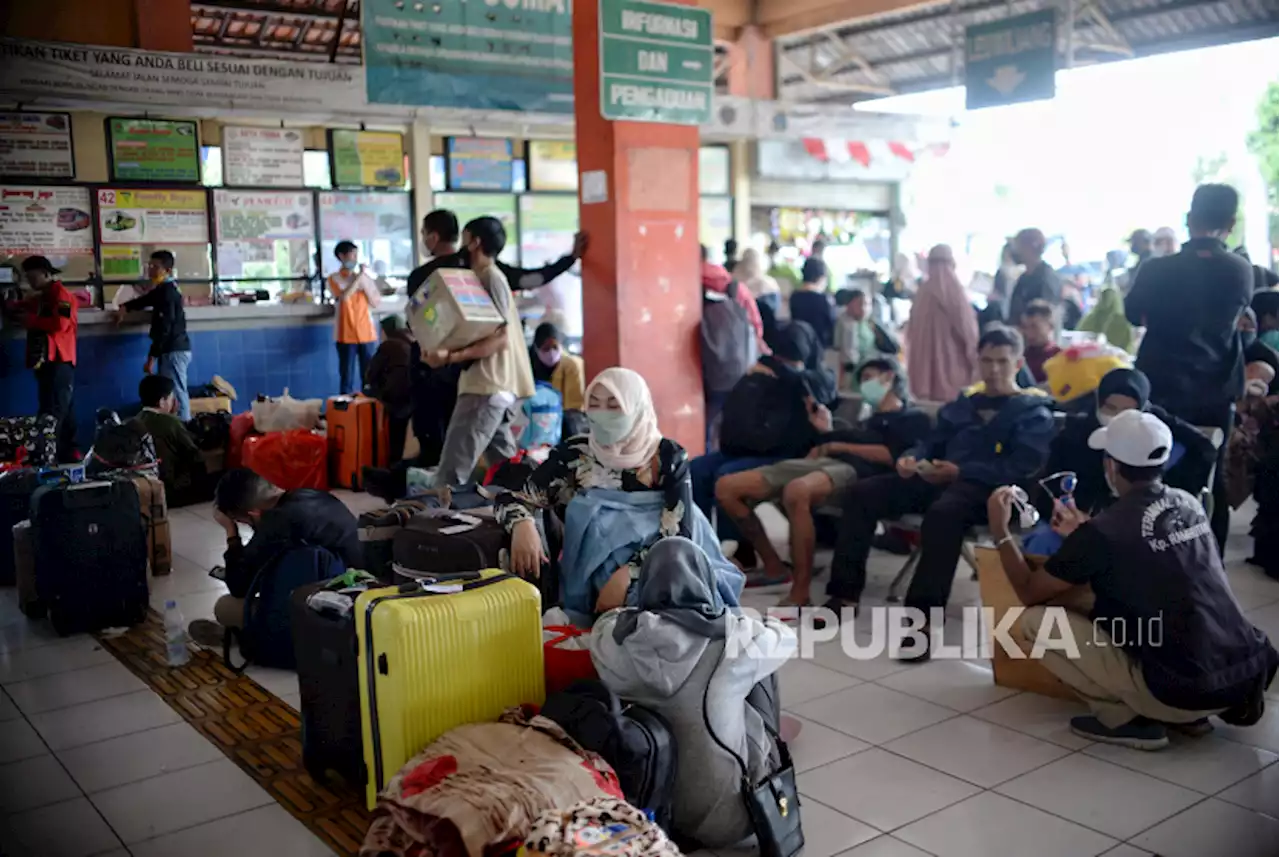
[
  {"left": 599, "top": 0, "right": 713, "bottom": 125},
  {"left": 107, "top": 118, "right": 200, "bottom": 183},
  {"left": 965, "top": 9, "right": 1057, "bottom": 110}
]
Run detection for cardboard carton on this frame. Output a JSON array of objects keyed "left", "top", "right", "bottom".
[{"left": 408, "top": 268, "right": 505, "bottom": 353}]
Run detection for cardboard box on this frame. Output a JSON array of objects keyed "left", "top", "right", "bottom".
[
  {"left": 189, "top": 396, "right": 232, "bottom": 415},
  {"left": 408, "top": 268, "right": 505, "bottom": 353},
  {"left": 129, "top": 474, "right": 171, "bottom": 576}
]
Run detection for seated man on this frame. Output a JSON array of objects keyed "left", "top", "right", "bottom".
[
  {"left": 824, "top": 326, "right": 1055, "bottom": 654},
  {"left": 715, "top": 357, "right": 929, "bottom": 607},
  {"left": 131, "top": 374, "right": 206, "bottom": 505},
  {"left": 987, "top": 410, "right": 1278, "bottom": 749},
  {"left": 835, "top": 288, "right": 899, "bottom": 390},
  {"left": 1018, "top": 300, "right": 1061, "bottom": 384},
  {"left": 188, "top": 469, "right": 364, "bottom": 646}
]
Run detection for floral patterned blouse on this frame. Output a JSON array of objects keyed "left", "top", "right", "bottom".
[{"left": 495, "top": 435, "right": 694, "bottom": 561}]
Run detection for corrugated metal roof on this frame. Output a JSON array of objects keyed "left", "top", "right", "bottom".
[{"left": 777, "top": 0, "right": 1279, "bottom": 103}]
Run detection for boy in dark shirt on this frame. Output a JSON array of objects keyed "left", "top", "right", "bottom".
[
  {"left": 715, "top": 357, "right": 929, "bottom": 607},
  {"left": 187, "top": 469, "right": 363, "bottom": 646},
  {"left": 988, "top": 410, "right": 1277, "bottom": 749},
  {"left": 824, "top": 327, "right": 1055, "bottom": 654},
  {"left": 117, "top": 250, "right": 193, "bottom": 419},
  {"left": 789, "top": 257, "right": 837, "bottom": 349},
  {"left": 132, "top": 375, "right": 204, "bottom": 505}
]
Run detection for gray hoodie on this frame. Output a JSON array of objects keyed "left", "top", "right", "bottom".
[{"left": 589, "top": 608, "right": 796, "bottom": 847}]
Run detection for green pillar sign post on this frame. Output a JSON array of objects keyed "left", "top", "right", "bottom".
[
  {"left": 598, "top": 0, "right": 714, "bottom": 125},
  {"left": 965, "top": 9, "right": 1058, "bottom": 110}
]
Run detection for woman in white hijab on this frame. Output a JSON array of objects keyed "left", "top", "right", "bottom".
[{"left": 497, "top": 367, "right": 743, "bottom": 623}]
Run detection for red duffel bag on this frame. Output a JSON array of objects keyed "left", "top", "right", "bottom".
[
  {"left": 242, "top": 430, "right": 329, "bottom": 491},
  {"left": 544, "top": 625, "right": 598, "bottom": 696}
]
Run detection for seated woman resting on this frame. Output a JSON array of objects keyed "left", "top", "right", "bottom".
[{"left": 498, "top": 367, "right": 743, "bottom": 625}]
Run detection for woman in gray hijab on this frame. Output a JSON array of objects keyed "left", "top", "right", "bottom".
[{"left": 590, "top": 537, "right": 796, "bottom": 848}]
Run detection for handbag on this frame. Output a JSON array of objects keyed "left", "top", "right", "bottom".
[{"left": 701, "top": 648, "right": 804, "bottom": 857}]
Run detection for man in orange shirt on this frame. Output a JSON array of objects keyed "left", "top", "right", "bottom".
[
  {"left": 20, "top": 256, "right": 79, "bottom": 462},
  {"left": 328, "top": 241, "right": 381, "bottom": 394}
]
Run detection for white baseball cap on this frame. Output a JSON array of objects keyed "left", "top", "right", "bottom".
[{"left": 1088, "top": 409, "right": 1173, "bottom": 467}]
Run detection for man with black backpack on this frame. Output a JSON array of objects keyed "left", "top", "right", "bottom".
[{"left": 701, "top": 250, "right": 761, "bottom": 451}]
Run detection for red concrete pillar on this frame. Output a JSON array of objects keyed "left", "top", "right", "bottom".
[
  {"left": 572, "top": 0, "right": 706, "bottom": 453},
  {"left": 726, "top": 25, "right": 775, "bottom": 100}
]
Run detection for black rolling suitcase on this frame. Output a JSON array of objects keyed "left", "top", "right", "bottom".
[
  {"left": 290, "top": 582, "right": 364, "bottom": 786},
  {"left": 31, "top": 480, "right": 148, "bottom": 635},
  {"left": 0, "top": 469, "right": 39, "bottom": 585}
]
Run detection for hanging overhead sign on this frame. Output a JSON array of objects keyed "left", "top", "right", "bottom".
[
  {"left": 222, "top": 126, "right": 305, "bottom": 188},
  {"left": 362, "top": 0, "right": 573, "bottom": 113},
  {"left": 0, "top": 112, "right": 74, "bottom": 179},
  {"left": 598, "top": 0, "right": 714, "bottom": 125},
  {"left": 964, "top": 9, "right": 1057, "bottom": 110}
]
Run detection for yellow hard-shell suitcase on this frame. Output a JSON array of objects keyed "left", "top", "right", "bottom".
[{"left": 356, "top": 569, "right": 545, "bottom": 808}]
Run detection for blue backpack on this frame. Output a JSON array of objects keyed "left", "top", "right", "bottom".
[
  {"left": 225, "top": 545, "right": 345, "bottom": 672},
  {"left": 520, "top": 381, "right": 564, "bottom": 450}
]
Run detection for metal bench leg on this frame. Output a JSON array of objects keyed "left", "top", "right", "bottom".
[{"left": 886, "top": 548, "right": 921, "bottom": 603}]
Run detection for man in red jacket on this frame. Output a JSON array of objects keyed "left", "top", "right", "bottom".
[{"left": 20, "top": 256, "right": 78, "bottom": 462}]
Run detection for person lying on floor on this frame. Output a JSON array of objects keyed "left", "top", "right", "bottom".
[
  {"left": 589, "top": 537, "right": 796, "bottom": 849},
  {"left": 499, "top": 367, "right": 743, "bottom": 626},
  {"left": 713, "top": 356, "right": 930, "bottom": 608},
  {"left": 823, "top": 325, "right": 1055, "bottom": 654},
  {"left": 1023, "top": 367, "right": 1216, "bottom": 555},
  {"left": 131, "top": 374, "right": 208, "bottom": 506},
  {"left": 188, "top": 468, "right": 363, "bottom": 646},
  {"left": 987, "top": 409, "right": 1278, "bottom": 750}
]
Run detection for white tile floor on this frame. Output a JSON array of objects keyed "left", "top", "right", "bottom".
[{"left": 0, "top": 492, "right": 1275, "bottom": 856}]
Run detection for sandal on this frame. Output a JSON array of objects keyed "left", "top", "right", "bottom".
[{"left": 744, "top": 563, "right": 793, "bottom": 589}]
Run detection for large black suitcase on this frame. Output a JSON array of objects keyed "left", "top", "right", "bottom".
[
  {"left": 0, "top": 469, "right": 39, "bottom": 585},
  {"left": 391, "top": 512, "right": 505, "bottom": 579},
  {"left": 290, "top": 581, "right": 363, "bottom": 786},
  {"left": 31, "top": 480, "right": 148, "bottom": 635}
]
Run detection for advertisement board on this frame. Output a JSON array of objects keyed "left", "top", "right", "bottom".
[
  {"left": 222, "top": 126, "right": 306, "bottom": 187},
  {"left": 213, "top": 189, "right": 314, "bottom": 278},
  {"left": 446, "top": 137, "right": 514, "bottom": 192},
  {"left": 329, "top": 130, "right": 404, "bottom": 188},
  {"left": 97, "top": 187, "right": 209, "bottom": 244},
  {"left": 528, "top": 141, "right": 577, "bottom": 192},
  {"left": 0, "top": 112, "right": 74, "bottom": 179},
  {"left": 0, "top": 185, "right": 94, "bottom": 256},
  {"left": 107, "top": 117, "right": 200, "bottom": 183}
]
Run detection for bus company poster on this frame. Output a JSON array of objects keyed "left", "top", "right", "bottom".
[
  {"left": 0, "top": 185, "right": 93, "bottom": 257},
  {"left": 213, "top": 191, "right": 313, "bottom": 242},
  {"left": 97, "top": 188, "right": 209, "bottom": 244},
  {"left": 318, "top": 191, "right": 412, "bottom": 243},
  {"left": 222, "top": 126, "right": 305, "bottom": 187},
  {"left": 107, "top": 117, "right": 200, "bottom": 183},
  {"left": 528, "top": 140, "right": 578, "bottom": 191},
  {"left": 0, "top": 112, "right": 74, "bottom": 179},
  {"left": 362, "top": 0, "right": 573, "bottom": 113},
  {"left": 329, "top": 130, "right": 405, "bottom": 188},
  {"left": 447, "top": 137, "right": 514, "bottom": 191}
]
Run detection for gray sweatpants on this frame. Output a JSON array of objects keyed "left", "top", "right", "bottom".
[{"left": 437, "top": 393, "right": 518, "bottom": 487}]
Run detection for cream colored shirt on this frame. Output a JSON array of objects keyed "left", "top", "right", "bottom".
[{"left": 457, "top": 262, "right": 535, "bottom": 400}]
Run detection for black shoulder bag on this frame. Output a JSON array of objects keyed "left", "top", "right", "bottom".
[{"left": 701, "top": 647, "right": 804, "bottom": 857}]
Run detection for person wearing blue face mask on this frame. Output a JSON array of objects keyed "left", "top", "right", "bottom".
[
  {"left": 713, "top": 356, "right": 929, "bottom": 608},
  {"left": 328, "top": 240, "right": 382, "bottom": 395},
  {"left": 528, "top": 322, "right": 585, "bottom": 415},
  {"left": 495, "top": 367, "right": 743, "bottom": 624}
]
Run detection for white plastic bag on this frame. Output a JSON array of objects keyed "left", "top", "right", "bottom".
[{"left": 250, "top": 388, "right": 323, "bottom": 433}]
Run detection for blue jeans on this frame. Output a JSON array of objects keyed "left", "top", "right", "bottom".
[
  {"left": 337, "top": 341, "right": 378, "bottom": 395},
  {"left": 157, "top": 351, "right": 192, "bottom": 421},
  {"left": 689, "top": 451, "right": 783, "bottom": 540}
]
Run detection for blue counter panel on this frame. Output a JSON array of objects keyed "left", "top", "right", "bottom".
[{"left": 1, "top": 325, "right": 344, "bottom": 448}]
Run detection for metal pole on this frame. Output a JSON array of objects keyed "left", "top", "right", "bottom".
[{"left": 1065, "top": 0, "right": 1076, "bottom": 69}]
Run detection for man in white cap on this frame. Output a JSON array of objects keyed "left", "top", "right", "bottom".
[{"left": 986, "top": 409, "right": 1277, "bottom": 750}]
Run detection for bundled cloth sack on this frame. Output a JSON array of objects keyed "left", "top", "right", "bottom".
[
  {"left": 85, "top": 419, "right": 158, "bottom": 479},
  {"left": 361, "top": 708, "right": 625, "bottom": 857},
  {"left": 242, "top": 429, "right": 328, "bottom": 491},
  {"left": 522, "top": 798, "right": 681, "bottom": 857},
  {"left": 0, "top": 415, "right": 57, "bottom": 468},
  {"left": 251, "top": 389, "right": 323, "bottom": 433}
]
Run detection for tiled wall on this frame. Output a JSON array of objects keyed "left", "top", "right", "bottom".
[{"left": 1, "top": 323, "right": 343, "bottom": 447}]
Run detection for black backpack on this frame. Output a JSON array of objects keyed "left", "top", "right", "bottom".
[
  {"left": 186, "top": 412, "right": 233, "bottom": 451},
  {"left": 701, "top": 283, "right": 758, "bottom": 395},
  {"left": 719, "top": 370, "right": 812, "bottom": 459},
  {"left": 541, "top": 680, "right": 678, "bottom": 832}
]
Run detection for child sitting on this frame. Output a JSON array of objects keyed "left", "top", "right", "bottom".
[{"left": 131, "top": 374, "right": 208, "bottom": 505}]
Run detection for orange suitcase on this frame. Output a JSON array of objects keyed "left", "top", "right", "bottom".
[{"left": 327, "top": 396, "right": 389, "bottom": 490}]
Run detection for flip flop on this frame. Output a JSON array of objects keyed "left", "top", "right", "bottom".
[{"left": 744, "top": 562, "right": 794, "bottom": 589}]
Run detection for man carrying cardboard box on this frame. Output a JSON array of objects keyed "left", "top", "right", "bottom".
[{"left": 422, "top": 217, "right": 535, "bottom": 486}]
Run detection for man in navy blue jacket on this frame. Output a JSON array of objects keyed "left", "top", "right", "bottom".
[{"left": 824, "top": 326, "right": 1055, "bottom": 658}]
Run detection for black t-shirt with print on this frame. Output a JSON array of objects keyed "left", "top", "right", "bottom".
[
  {"left": 1045, "top": 483, "right": 1276, "bottom": 711},
  {"left": 821, "top": 408, "right": 932, "bottom": 478}
]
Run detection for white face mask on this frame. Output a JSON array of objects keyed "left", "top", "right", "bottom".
[{"left": 587, "top": 409, "right": 634, "bottom": 446}]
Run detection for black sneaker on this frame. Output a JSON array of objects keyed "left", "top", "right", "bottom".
[
  {"left": 187, "top": 619, "right": 225, "bottom": 649},
  {"left": 1167, "top": 718, "right": 1214, "bottom": 738},
  {"left": 1070, "top": 715, "right": 1169, "bottom": 750},
  {"left": 812, "top": 598, "right": 857, "bottom": 630},
  {"left": 894, "top": 622, "right": 932, "bottom": 663}
]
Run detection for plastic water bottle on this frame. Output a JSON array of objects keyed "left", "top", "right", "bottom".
[{"left": 164, "top": 600, "right": 190, "bottom": 667}]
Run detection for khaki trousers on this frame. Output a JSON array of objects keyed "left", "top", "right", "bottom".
[
  {"left": 1020, "top": 606, "right": 1222, "bottom": 729},
  {"left": 214, "top": 595, "right": 245, "bottom": 630}
]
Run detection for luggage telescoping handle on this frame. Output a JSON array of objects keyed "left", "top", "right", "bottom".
[
  {"left": 61, "top": 481, "right": 115, "bottom": 507},
  {"left": 394, "top": 570, "right": 483, "bottom": 593}
]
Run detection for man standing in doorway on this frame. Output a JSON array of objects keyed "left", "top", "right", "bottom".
[
  {"left": 423, "top": 217, "right": 535, "bottom": 485},
  {"left": 1125, "top": 184, "right": 1254, "bottom": 552},
  {"left": 118, "top": 251, "right": 192, "bottom": 420},
  {"left": 1007, "top": 228, "right": 1062, "bottom": 325},
  {"left": 328, "top": 240, "right": 381, "bottom": 395},
  {"left": 19, "top": 256, "right": 78, "bottom": 462}
]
